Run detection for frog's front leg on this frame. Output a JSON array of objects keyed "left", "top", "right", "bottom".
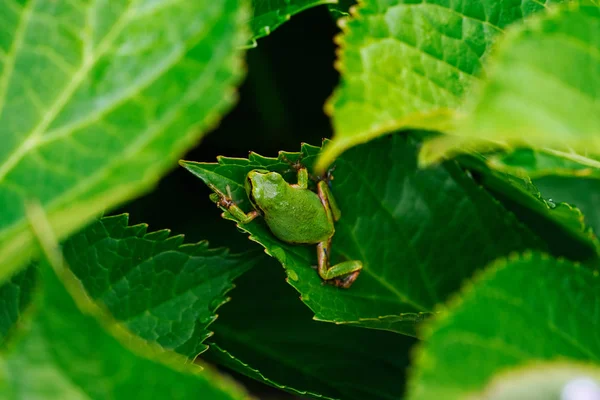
[
  {"left": 316, "top": 180, "right": 362, "bottom": 288},
  {"left": 317, "top": 238, "right": 362, "bottom": 289},
  {"left": 208, "top": 184, "right": 259, "bottom": 224}
]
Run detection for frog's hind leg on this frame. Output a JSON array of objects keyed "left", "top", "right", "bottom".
[{"left": 317, "top": 239, "right": 362, "bottom": 289}]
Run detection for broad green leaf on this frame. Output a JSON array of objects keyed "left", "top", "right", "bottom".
[
  {"left": 420, "top": 5, "right": 600, "bottom": 166},
  {"left": 61, "top": 215, "right": 258, "bottom": 359},
  {"left": 317, "top": 0, "right": 560, "bottom": 172},
  {"left": 0, "top": 255, "right": 249, "bottom": 399},
  {"left": 407, "top": 252, "right": 600, "bottom": 400},
  {"left": 203, "top": 256, "right": 416, "bottom": 400},
  {"left": 248, "top": 0, "right": 336, "bottom": 47},
  {"left": 0, "top": 0, "right": 248, "bottom": 282},
  {"left": 0, "top": 265, "right": 36, "bottom": 346},
  {"left": 474, "top": 363, "right": 600, "bottom": 400},
  {"left": 487, "top": 148, "right": 600, "bottom": 179},
  {"left": 181, "top": 135, "right": 544, "bottom": 334}
]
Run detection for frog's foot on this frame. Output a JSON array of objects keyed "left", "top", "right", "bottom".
[
  {"left": 208, "top": 184, "right": 259, "bottom": 224},
  {"left": 318, "top": 259, "right": 363, "bottom": 289},
  {"left": 280, "top": 153, "right": 304, "bottom": 172},
  {"left": 329, "top": 270, "right": 361, "bottom": 289}
]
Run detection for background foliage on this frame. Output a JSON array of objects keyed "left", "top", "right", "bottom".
[{"left": 1, "top": 0, "right": 600, "bottom": 399}]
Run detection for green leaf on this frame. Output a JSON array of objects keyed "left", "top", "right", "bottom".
[
  {"left": 181, "top": 135, "right": 544, "bottom": 334},
  {"left": 0, "top": 256, "right": 249, "bottom": 399},
  {"left": 407, "top": 252, "right": 600, "bottom": 400},
  {"left": 457, "top": 154, "right": 600, "bottom": 261},
  {"left": 316, "top": 0, "right": 560, "bottom": 172},
  {"left": 486, "top": 148, "right": 600, "bottom": 179},
  {"left": 0, "top": 0, "right": 248, "bottom": 282},
  {"left": 533, "top": 176, "right": 600, "bottom": 238},
  {"left": 61, "top": 215, "right": 258, "bottom": 359},
  {"left": 474, "top": 362, "right": 600, "bottom": 400},
  {"left": 420, "top": 5, "right": 600, "bottom": 166},
  {"left": 248, "top": 0, "right": 336, "bottom": 47},
  {"left": 203, "top": 256, "right": 416, "bottom": 400},
  {"left": 0, "top": 264, "right": 36, "bottom": 346}
]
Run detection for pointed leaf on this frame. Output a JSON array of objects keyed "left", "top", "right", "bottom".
[
  {"left": 61, "top": 215, "right": 258, "bottom": 359},
  {"left": 317, "top": 0, "right": 561, "bottom": 171},
  {"left": 408, "top": 252, "right": 600, "bottom": 400},
  {"left": 181, "top": 135, "right": 544, "bottom": 334},
  {"left": 0, "top": 0, "right": 248, "bottom": 281}
]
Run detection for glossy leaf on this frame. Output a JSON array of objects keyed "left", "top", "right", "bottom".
[
  {"left": 0, "top": 258, "right": 249, "bottom": 399},
  {"left": 204, "top": 256, "right": 416, "bottom": 400},
  {"left": 0, "top": 0, "right": 248, "bottom": 282},
  {"left": 61, "top": 215, "right": 258, "bottom": 359},
  {"left": 248, "top": 0, "right": 335, "bottom": 46},
  {"left": 421, "top": 5, "right": 600, "bottom": 166},
  {"left": 317, "top": 0, "right": 560, "bottom": 172},
  {"left": 181, "top": 135, "right": 544, "bottom": 334},
  {"left": 408, "top": 252, "right": 600, "bottom": 400}
]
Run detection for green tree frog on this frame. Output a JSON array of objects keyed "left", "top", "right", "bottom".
[{"left": 210, "top": 165, "right": 363, "bottom": 288}]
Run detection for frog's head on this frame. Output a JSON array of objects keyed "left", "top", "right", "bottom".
[{"left": 245, "top": 169, "right": 285, "bottom": 211}]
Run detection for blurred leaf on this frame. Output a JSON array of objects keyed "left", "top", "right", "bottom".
[
  {"left": 408, "top": 252, "right": 600, "bottom": 400},
  {"left": 248, "top": 0, "right": 336, "bottom": 47},
  {"left": 317, "top": 0, "right": 560, "bottom": 172},
  {"left": 0, "top": 0, "right": 248, "bottom": 282},
  {"left": 0, "top": 255, "right": 250, "bottom": 399},
  {"left": 204, "top": 256, "right": 416, "bottom": 400},
  {"left": 181, "top": 135, "right": 544, "bottom": 334},
  {"left": 486, "top": 148, "right": 600, "bottom": 179},
  {"left": 61, "top": 215, "right": 258, "bottom": 359},
  {"left": 0, "top": 265, "right": 36, "bottom": 346},
  {"left": 474, "top": 362, "right": 600, "bottom": 400},
  {"left": 421, "top": 5, "right": 600, "bottom": 166}
]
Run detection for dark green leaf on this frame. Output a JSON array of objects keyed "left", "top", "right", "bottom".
[
  {"left": 0, "top": 0, "right": 248, "bottom": 281},
  {"left": 0, "top": 265, "right": 36, "bottom": 346},
  {"left": 248, "top": 0, "right": 335, "bottom": 47},
  {"left": 204, "top": 256, "right": 416, "bottom": 400},
  {"left": 533, "top": 176, "right": 600, "bottom": 238},
  {"left": 0, "top": 259, "right": 250, "bottom": 399},
  {"left": 181, "top": 135, "right": 544, "bottom": 334},
  {"left": 457, "top": 154, "right": 599, "bottom": 261},
  {"left": 61, "top": 215, "right": 258, "bottom": 359},
  {"left": 408, "top": 252, "right": 600, "bottom": 400}
]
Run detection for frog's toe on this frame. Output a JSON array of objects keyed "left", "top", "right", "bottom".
[{"left": 329, "top": 270, "right": 361, "bottom": 289}]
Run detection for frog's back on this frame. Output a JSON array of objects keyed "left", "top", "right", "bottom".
[{"left": 262, "top": 188, "right": 334, "bottom": 244}]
